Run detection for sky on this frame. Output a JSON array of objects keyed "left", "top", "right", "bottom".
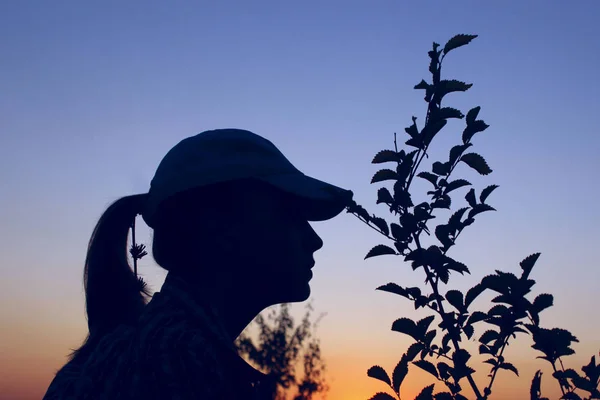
[{"left": 1, "top": 1, "right": 599, "bottom": 399}]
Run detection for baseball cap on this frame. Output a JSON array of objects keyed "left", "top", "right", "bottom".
[{"left": 141, "top": 128, "right": 353, "bottom": 227}]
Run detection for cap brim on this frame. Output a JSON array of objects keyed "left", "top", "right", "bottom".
[{"left": 257, "top": 173, "right": 354, "bottom": 221}]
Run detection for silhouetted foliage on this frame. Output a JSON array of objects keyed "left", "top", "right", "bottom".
[
  {"left": 346, "top": 34, "right": 599, "bottom": 400},
  {"left": 235, "top": 303, "right": 329, "bottom": 400}
]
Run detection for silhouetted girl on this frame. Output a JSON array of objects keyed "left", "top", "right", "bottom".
[{"left": 43, "top": 129, "right": 352, "bottom": 400}]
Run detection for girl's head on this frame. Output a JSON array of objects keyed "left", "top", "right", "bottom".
[
  {"left": 81, "top": 129, "right": 351, "bottom": 345},
  {"left": 151, "top": 178, "right": 325, "bottom": 305}
]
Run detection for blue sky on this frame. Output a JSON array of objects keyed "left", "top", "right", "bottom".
[{"left": 1, "top": 1, "right": 599, "bottom": 398}]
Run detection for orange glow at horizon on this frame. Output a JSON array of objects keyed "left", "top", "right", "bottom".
[{"left": 2, "top": 316, "right": 586, "bottom": 400}]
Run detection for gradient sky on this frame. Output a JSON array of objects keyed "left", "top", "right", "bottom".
[{"left": 2, "top": 1, "right": 600, "bottom": 399}]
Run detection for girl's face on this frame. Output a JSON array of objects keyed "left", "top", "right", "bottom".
[{"left": 224, "top": 183, "right": 324, "bottom": 304}]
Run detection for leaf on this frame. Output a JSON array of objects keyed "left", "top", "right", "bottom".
[
  {"left": 434, "top": 393, "right": 453, "bottom": 400},
  {"left": 479, "top": 330, "right": 499, "bottom": 344},
  {"left": 532, "top": 293, "right": 554, "bottom": 313},
  {"left": 414, "top": 360, "right": 439, "bottom": 379},
  {"left": 417, "top": 171, "right": 439, "bottom": 187},
  {"left": 488, "top": 304, "right": 509, "bottom": 317},
  {"left": 401, "top": 212, "right": 418, "bottom": 232},
  {"left": 437, "top": 267, "right": 450, "bottom": 284},
  {"left": 437, "top": 362, "right": 452, "bottom": 380},
  {"left": 462, "top": 120, "right": 490, "bottom": 144},
  {"left": 406, "top": 342, "right": 425, "bottom": 361},
  {"left": 460, "top": 153, "right": 492, "bottom": 175},
  {"left": 447, "top": 259, "right": 470, "bottom": 275},
  {"left": 452, "top": 348, "right": 472, "bottom": 365},
  {"left": 414, "top": 204, "right": 434, "bottom": 222},
  {"left": 392, "top": 355, "right": 410, "bottom": 394},
  {"left": 424, "top": 330, "right": 437, "bottom": 346},
  {"left": 432, "top": 195, "right": 451, "bottom": 209},
  {"left": 450, "top": 349, "right": 475, "bottom": 380},
  {"left": 449, "top": 143, "right": 472, "bottom": 165},
  {"left": 465, "top": 283, "right": 485, "bottom": 308},
  {"left": 437, "top": 107, "right": 464, "bottom": 120},
  {"left": 482, "top": 272, "right": 517, "bottom": 293},
  {"left": 448, "top": 208, "right": 468, "bottom": 231},
  {"left": 371, "top": 217, "right": 390, "bottom": 236},
  {"left": 373, "top": 150, "right": 402, "bottom": 164},
  {"left": 479, "top": 344, "right": 493, "bottom": 355},
  {"left": 466, "top": 106, "right": 481, "bottom": 125},
  {"left": 581, "top": 356, "right": 599, "bottom": 382},
  {"left": 445, "top": 179, "right": 471, "bottom": 194},
  {"left": 392, "top": 317, "right": 418, "bottom": 339},
  {"left": 449, "top": 262, "right": 470, "bottom": 278},
  {"left": 405, "top": 117, "right": 420, "bottom": 138},
  {"left": 463, "top": 324, "right": 475, "bottom": 339},
  {"left": 443, "top": 34, "right": 478, "bottom": 55},
  {"left": 390, "top": 223, "right": 405, "bottom": 241},
  {"left": 465, "top": 188, "right": 477, "bottom": 207},
  {"left": 432, "top": 161, "right": 451, "bottom": 176},
  {"left": 365, "top": 245, "right": 397, "bottom": 259},
  {"left": 415, "top": 79, "right": 430, "bottom": 90},
  {"left": 348, "top": 201, "right": 371, "bottom": 221},
  {"left": 369, "top": 393, "right": 397, "bottom": 400},
  {"left": 405, "top": 248, "right": 426, "bottom": 263},
  {"left": 421, "top": 119, "right": 448, "bottom": 146},
  {"left": 377, "top": 283, "right": 408, "bottom": 298},
  {"left": 436, "top": 79, "right": 473, "bottom": 101},
  {"left": 442, "top": 333, "right": 452, "bottom": 351},
  {"left": 570, "top": 375, "right": 594, "bottom": 392},
  {"left": 466, "top": 311, "right": 488, "bottom": 325},
  {"left": 445, "top": 290, "right": 464, "bottom": 312},
  {"left": 377, "top": 188, "right": 394, "bottom": 204},
  {"left": 531, "top": 370, "right": 543, "bottom": 400},
  {"left": 480, "top": 184, "right": 499, "bottom": 203},
  {"left": 558, "top": 368, "right": 581, "bottom": 381},
  {"left": 483, "top": 357, "right": 497, "bottom": 367},
  {"left": 463, "top": 217, "right": 475, "bottom": 227},
  {"left": 561, "top": 392, "right": 583, "bottom": 400},
  {"left": 435, "top": 225, "right": 453, "bottom": 249},
  {"left": 468, "top": 203, "right": 496, "bottom": 219},
  {"left": 393, "top": 241, "right": 408, "bottom": 255},
  {"left": 372, "top": 169, "right": 398, "bottom": 184},
  {"left": 406, "top": 136, "right": 424, "bottom": 149},
  {"left": 394, "top": 186, "right": 414, "bottom": 208},
  {"left": 520, "top": 253, "right": 541, "bottom": 280},
  {"left": 368, "top": 365, "right": 392, "bottom": 387},
  {"left": 499, "top": 362, "right": 519, "bottom": 376},
  {"left": 414, "top": 384, "right": 435, "bottom": 400},
  {"left": 417, "top": 315, "right": 436, "bottom": 335}
]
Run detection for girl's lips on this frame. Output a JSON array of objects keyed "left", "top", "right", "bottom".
[{"left": 305, "top": 269, "right": 314, "bottom": 280}]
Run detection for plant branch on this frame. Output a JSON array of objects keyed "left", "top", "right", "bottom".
[
  {"left": 484, "top": 337, "right": 510, "bottom": 398},
  {"left": 413, "top": 233, "right": 484, "bottom": 400},
  {"left": 350, "top": 212, "right": 397, "bottom": 243},
  {"left": 551, "top": 361, "right": 567, "bottom": 396}
]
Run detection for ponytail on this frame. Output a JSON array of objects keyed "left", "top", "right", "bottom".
[{"left": 69, "top": 194, "right": 151, "bottom": 361}]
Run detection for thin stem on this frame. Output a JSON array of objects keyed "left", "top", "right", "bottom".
[
  {"left": 551, "top": 361, "right": 567, "bottom": 396},
  {"left": 426, "top": 346, "right": 453, "bottom": 362},
  {"left": 484, "top": 337, "right": 510, "bottom": 398},
  {"left": 405, "top": 147, "right": 428, "bottom": 190},
  {"left": 350, "top": 211, "right": 397, "bottom": 243}
]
